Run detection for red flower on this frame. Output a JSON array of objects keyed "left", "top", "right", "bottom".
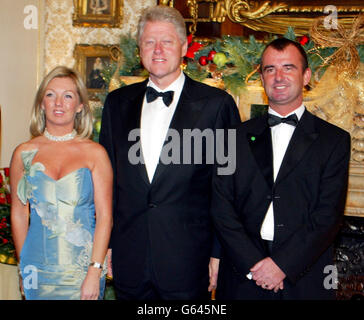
[
  {"left": 0, "top": 195, "right": 6, "bottom": 205},
  {"left": 299, "top": 35, "right": 309, "bottom": 46},
  {"left": 185, "top": 34, "right": 204, "bottom": 59},
  {"left": 5, "top": 193, "right": 11, "bottom": 204},
  {"left": 0, "top": 174, "right": 3, "bottom": 185},
  {"left": 2, "top": 238, "right": 9, "bottom": 244},
  {"left": 186, "top": 42, "right": 204, "bottom": 59},
  {"left": 4, "top": 168, "right": 9, "bottom": 177}
]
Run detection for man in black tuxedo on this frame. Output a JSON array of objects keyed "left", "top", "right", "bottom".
[
  {"left": 99, "top": 5, "right": 240, "bottom": 300},
  {"left": 211, "top": 38, "right": 351, "bottom": 299}
]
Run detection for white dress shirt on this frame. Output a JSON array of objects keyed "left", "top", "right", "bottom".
[
  {"left": 260, "top": 104, "right": 305, "bottom": 241},
  {"left": 140, "top": 72, "right": 185, "bottom": 182}
]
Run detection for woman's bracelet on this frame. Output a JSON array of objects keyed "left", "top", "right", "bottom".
[{"left": 89, "top": 262, "right": 103, "bottom": 270}]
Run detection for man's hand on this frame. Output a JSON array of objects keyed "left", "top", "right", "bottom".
[
  {"left": 250, "top": 257, "right": 286, "bottom": 290},
  {"left": 208, "top": 257, "right": 220, "bottom": 292},
  {"left": 273, "top": 281, "right": 284, "bottom": 293}
]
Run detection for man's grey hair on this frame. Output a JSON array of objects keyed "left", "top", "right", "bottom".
[{"left": 137, "top": 5, "right": 187, "bottom": 45}]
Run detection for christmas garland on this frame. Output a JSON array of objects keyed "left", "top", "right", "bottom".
[
  {"left": 92, "top": 24, "right": 364, "bottom": 139},
  {"left": 99, "top": 27, "right": 364, "bottom": 98},
  {"left": 0, "top": 168, "right": 16, "bottom": 265}
]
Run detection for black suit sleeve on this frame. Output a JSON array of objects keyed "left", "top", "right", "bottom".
[
  {"left": 99, "top": 93, "right": 117, "bottom": 249},
  {"left": 210, "top": 93, "right": 264, "bottom": 272},
  {"left": 272, "top": 131, "right": 351, "bottom": 283},
  {"left": 211, "top": 157, "right": 266, "bottom": 277},
  {"left": 210, "top": 92, "right": 241, "bottom": 259}
]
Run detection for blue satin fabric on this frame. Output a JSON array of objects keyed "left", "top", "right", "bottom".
[{"left": 18, "top": 150, "right": 105, "bottom": 300}]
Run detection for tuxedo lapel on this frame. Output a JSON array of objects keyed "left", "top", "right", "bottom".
[
  {"left": 152, "top": 77, "right": 204, "bottom": 184},
  {"left": 125, "top": 80, "right": 150, "bottom": 186},
  {"left": 275, "top": 110, "right": 319, "bottom": 185},
  {"left": 248, "top": 115, "right": 274, "bottom": 189}
]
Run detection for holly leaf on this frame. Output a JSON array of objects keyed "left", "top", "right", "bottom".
[{"left": 284, "top": 27, "right": 297, "bottom": 41}]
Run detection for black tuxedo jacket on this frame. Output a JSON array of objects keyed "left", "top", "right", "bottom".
[
  {"left": 211, "top": 110, "right": 351, "bottom": 299},
  {"left": 99, "top": 75, "right": 240, "bottom": 292}
]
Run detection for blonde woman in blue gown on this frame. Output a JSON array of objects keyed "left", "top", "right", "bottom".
[{"left": 10, "top": 66, "right": 113, "bottom": 300}]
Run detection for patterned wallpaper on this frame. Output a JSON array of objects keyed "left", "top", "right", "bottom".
[{"left": 44, "top": 0, "right": 156, "bottom": 74}]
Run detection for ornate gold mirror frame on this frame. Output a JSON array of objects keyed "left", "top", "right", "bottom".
[{"left": 161, "top": 0, "right": 364, "bottom": 35}]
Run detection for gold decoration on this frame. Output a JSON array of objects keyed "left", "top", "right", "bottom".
[
  {"left": 353, "top": 127, "right": 364, "bottom": 140},
  {"left": 186, "top": 0, "right": 228, "bottom": 34},
  {"left": 310, "top": 14, "right": 364, "bottom": 78},
  {"left": 224, "top": 0, "right": 364, "bottom": 35},
  {"left": 304, "top": 15, "right": 364, "bottom": 163},
  {"left": 226, "top": 0, "right": 287, "bottom": 21},
  {"left": 305, "top": 63, "right": 364, "bottom": 163},
  {"left": 353, "top": 152, "right": 364, "bottom": 162},
  {"left": 187, "top": 0, "right": 199, "bottom": 34},
  {"left": 213, "top": 1, "right": 227, "bottom": 23},
  {"left": 167, "top": 1, "right": 364, "bottom": 36},
  {"left": 353, "top": 139, "right": 364, "bottom": 152},
  {"left": 354, "top": 114, "right": 364, "bottom": 128},
  {"left": 108, "top": 45, "right": 125, "bottom": 92},
  {"left": 159, "top": 0, "right": 173, "bottom": 6},
  {"left": 305, "top": 67, "right": 354, "bottom": 133},
  {"left": 73, "top": 0, "right": 124, "bottom": 28}
]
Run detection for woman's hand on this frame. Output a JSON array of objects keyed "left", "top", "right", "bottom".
[{"left": 80, "top": 267, "right": 101, "bottom": 300}]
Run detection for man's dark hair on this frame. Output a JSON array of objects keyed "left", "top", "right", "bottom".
[{"left": 260, "top": 37, "right": 309, "bottom": 73}]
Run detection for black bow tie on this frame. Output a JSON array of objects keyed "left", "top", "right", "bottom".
[
  {"left": 145, "top": 86, "right": 174, "bottom": 107},
  {"left": 268, "top": 113, "right": 299, "bottom": 127}
]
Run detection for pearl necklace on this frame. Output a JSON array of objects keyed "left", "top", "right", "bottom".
[{"left": 44, "top": 128, "right": 77, "bottom": 142}]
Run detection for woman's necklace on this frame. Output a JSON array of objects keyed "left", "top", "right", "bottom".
[{"left": 43, "top": 128, "right": 77, "bottom": 142}]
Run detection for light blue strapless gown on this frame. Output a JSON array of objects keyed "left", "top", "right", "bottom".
[{"left": 17, "top": 150, "right": 106, "bottom": 300}]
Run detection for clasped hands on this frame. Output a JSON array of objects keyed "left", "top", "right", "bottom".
[{"left": 250, "top": 257, "right": 286, "bottom": 292}]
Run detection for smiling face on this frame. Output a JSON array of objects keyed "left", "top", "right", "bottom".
[
  {"left": 139, "top": 21, "right": 187, "bottom": 89},
  {"left": 260, "top": 44, "right": 311, "bottom": 115},
  {"left": 41, "top": 77, "right": 83, "bottom": 133}
]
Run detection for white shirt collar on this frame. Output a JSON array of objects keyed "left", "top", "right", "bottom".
[
  {"left": 147, "top": 71, "right": 185, "bottom": 93},
  {"left": 268, "top": 104, "right": 305, "bottom": 121}
]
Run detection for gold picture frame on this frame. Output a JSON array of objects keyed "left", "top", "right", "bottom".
[
  {"left": 164, "top": 0, "right": 364, "bottom": 36},
  {"left": 73, "top": 0, "right": 123, "bottom": 28},
  {"left": 73, "top": 44, "right": 112, "bottom": 100},
  {"left": 224, "top": 0, "right": 364, "bottom": 36}
]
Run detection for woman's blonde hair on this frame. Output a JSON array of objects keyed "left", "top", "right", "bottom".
[{"left": 30, "top": 66, "right": 93, "bottom": 139}]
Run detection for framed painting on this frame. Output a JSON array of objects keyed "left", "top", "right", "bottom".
[
  {"left": 73, "top": 44, "right": 112, "bottom": 100},
  {"left": 73, "top": 0, "right": 123, "bottom": 28}
]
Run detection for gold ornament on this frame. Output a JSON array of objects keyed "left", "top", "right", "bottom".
[
  {"left": 310, "top": 14, "right": 364, "bottom": 78},
  {"left": 108, "top": 45, "right": 125, "bottom": 92},
  {"left": 0, "top": 254, "right": 7, "bottom": 264}
]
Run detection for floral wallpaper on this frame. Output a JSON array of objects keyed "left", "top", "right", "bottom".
[{"left": 44, "top": 0, "right": 156, "bottom": 74}]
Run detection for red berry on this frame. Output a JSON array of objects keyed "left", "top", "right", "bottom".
[
  {"left": 207, "top": 50, "right": 217, "bottom": 61},
  {"left": 199, "top": 56, "right": 208, "bottom": 66},
  {"left": 299, "top": 35, "right": 309, "bottom": 46}
]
